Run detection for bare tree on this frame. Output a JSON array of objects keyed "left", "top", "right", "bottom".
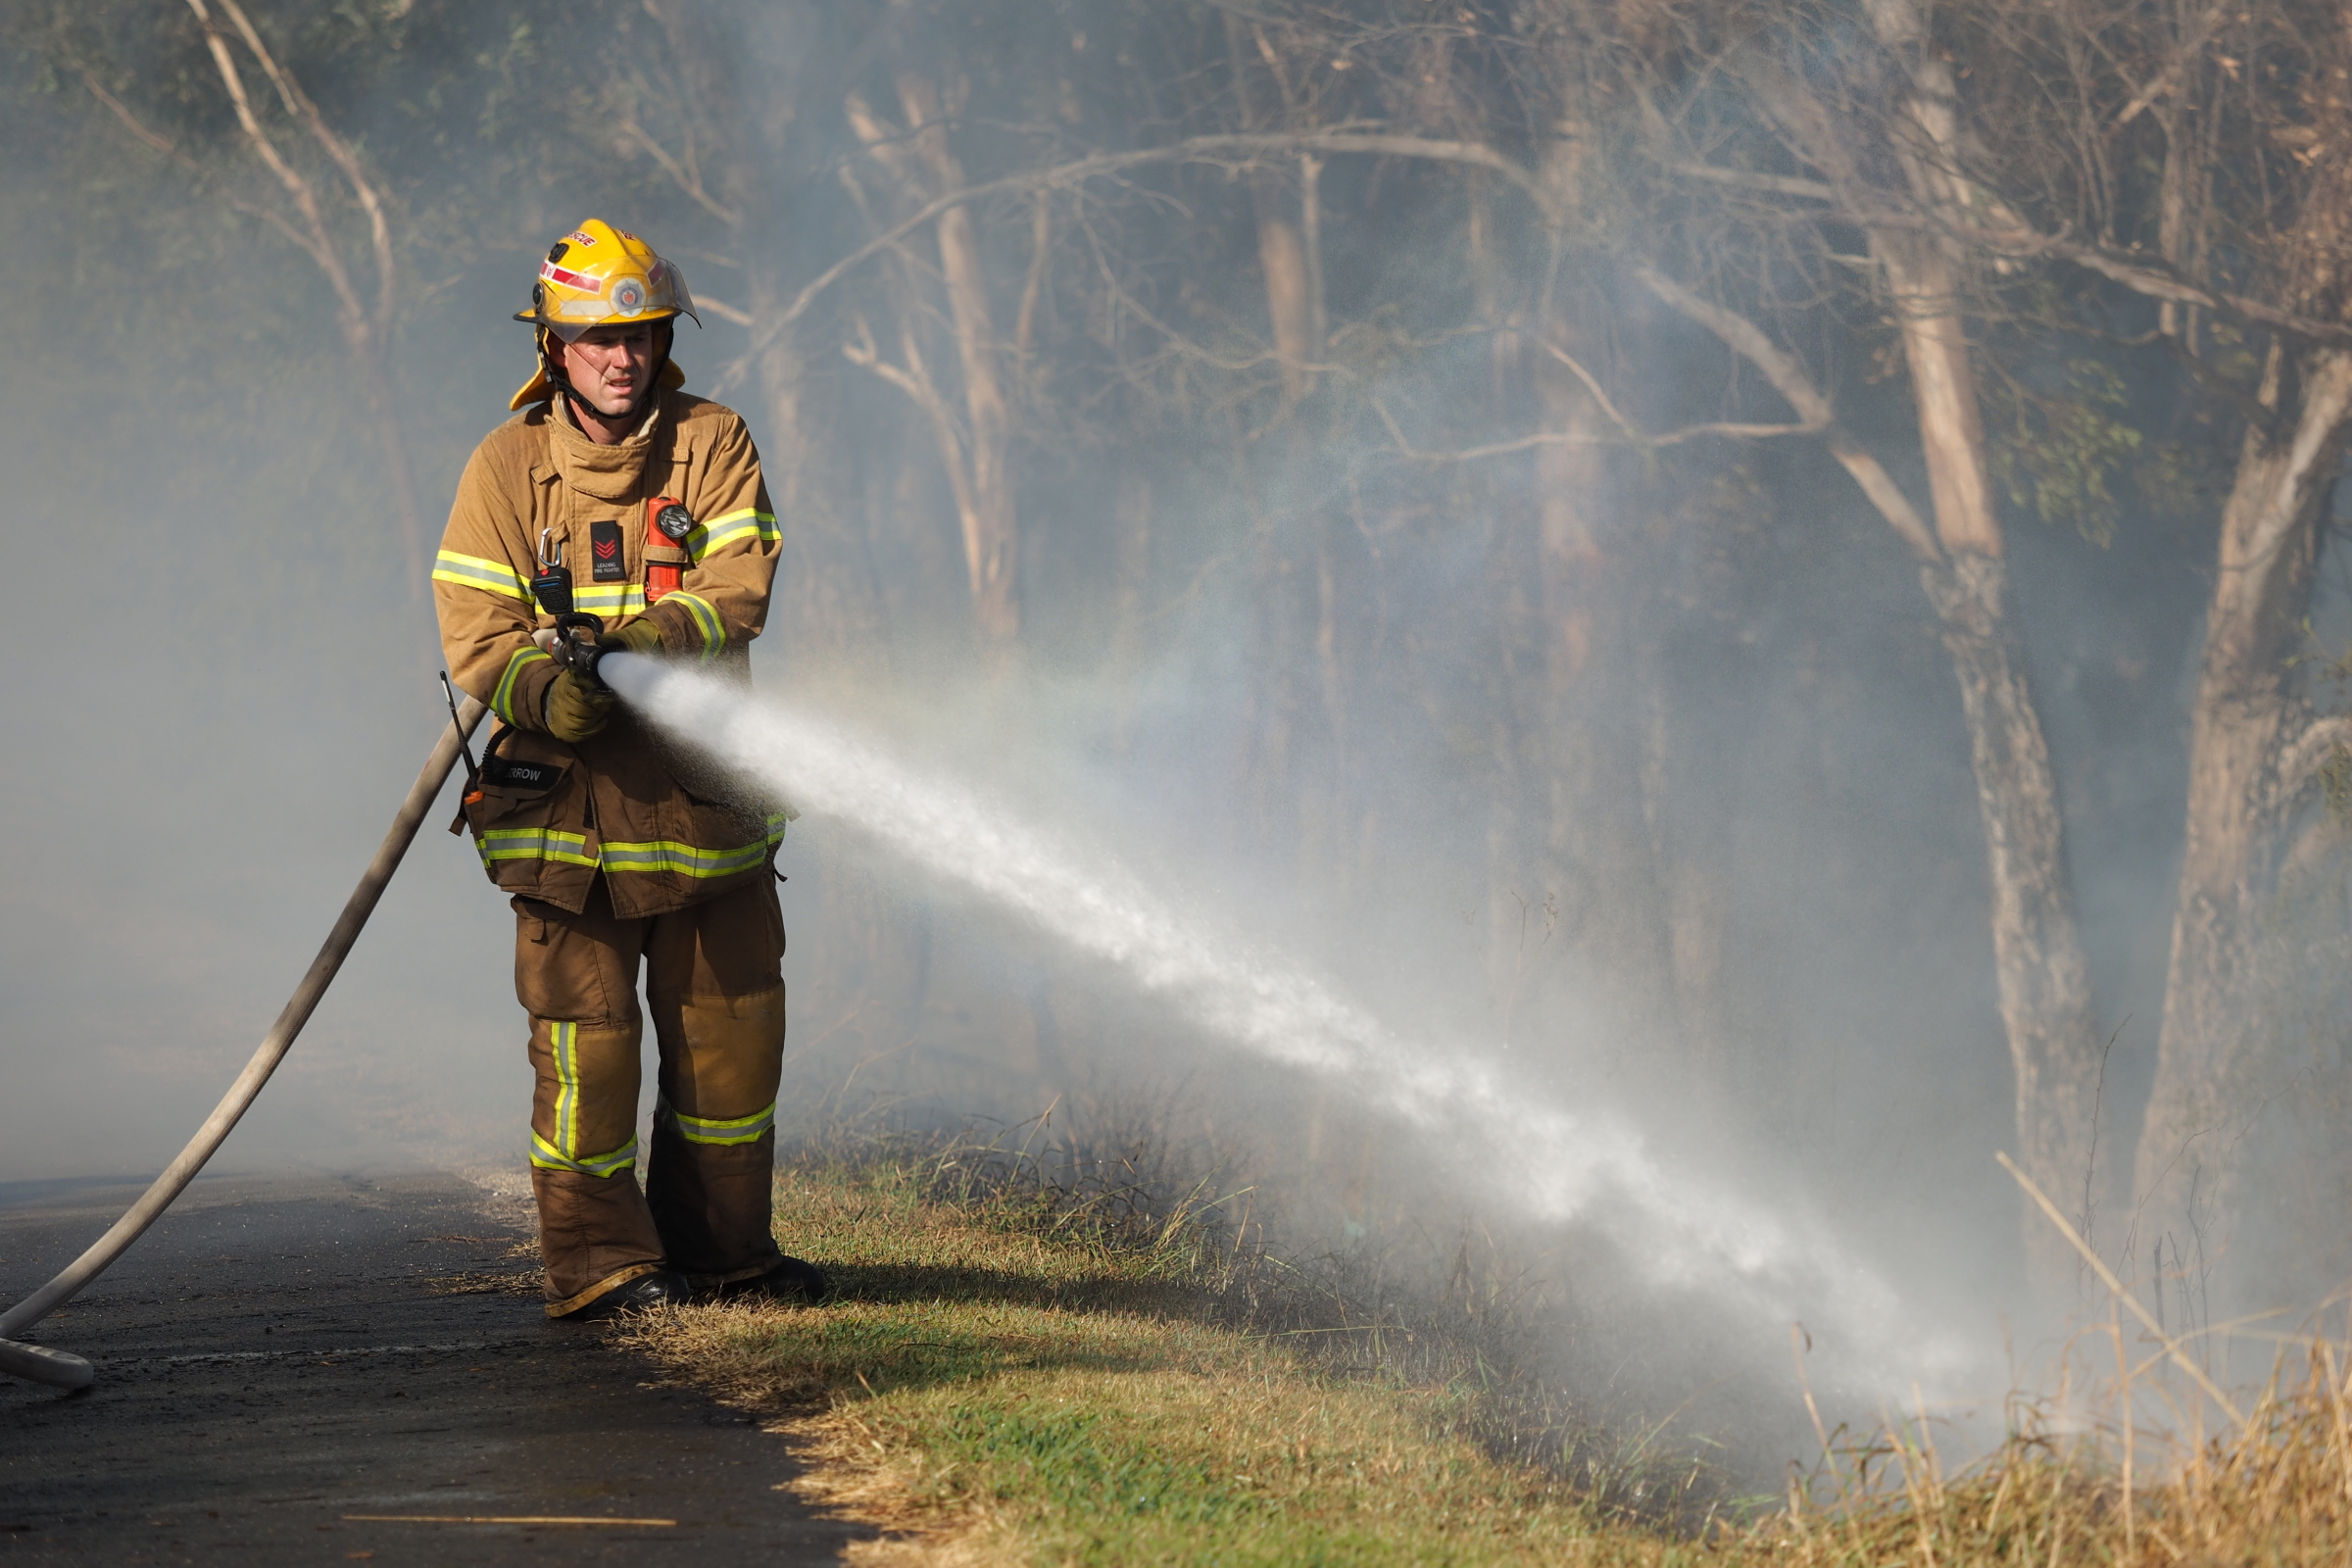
[
  {"left": 625, "top": 0, "right": 894, "bottom": 686},
  {"left": 1936, "top": 0, "right": 2352, "bottom": 1268},
  {"left": 1628, "top": 0, "right": 2106, "bottom": 1296},
  {"left": 842, "top": 71, "right": 1021, "bottom": 660},
  {"left": 2118, "top": 24, "right": 2352, "bottom": 1244},
  {"left": 74, "top": 0, "right": 422, "bottom": 596}
]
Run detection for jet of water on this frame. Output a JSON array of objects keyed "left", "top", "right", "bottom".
[{"left": 602, "top": 655, "right": 1989, "bottom": 1396}]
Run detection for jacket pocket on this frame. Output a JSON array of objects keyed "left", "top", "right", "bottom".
[{"left": 465, "top": 730, "right": 598, "bottom": 899}]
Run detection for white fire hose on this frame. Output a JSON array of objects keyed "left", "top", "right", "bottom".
[{"left": 0, "top": 696, "right": 489, "bottom": 1390}]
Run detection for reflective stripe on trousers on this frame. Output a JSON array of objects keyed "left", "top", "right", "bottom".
[
  {"left": 526, "top": 1018, "right": 640, "bottom": 1177},
  {"left": 514, "top": 876, "right": 788, "bottom": 1300},
  {"left": 658, "top": 1098, "right": 777, "bottom": 1146}
]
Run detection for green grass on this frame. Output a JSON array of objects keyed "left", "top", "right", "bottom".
[
  {"left": 625, "top": 1148, "right": 2352, "bottom": 1565},
  {"left": 620, "top": 1142, "right": 2352, "bottom": 1568},
  {"left": 627, "top": 1154, "right": 1657, "bottom": 1565}
]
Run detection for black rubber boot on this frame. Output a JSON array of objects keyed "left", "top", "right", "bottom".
[
  {"left": 714, "top": 1256, "right": 829, "bottom": 1304},
  {"left": 562, "top": 1267, "right": 692, "bottom": 1321}
]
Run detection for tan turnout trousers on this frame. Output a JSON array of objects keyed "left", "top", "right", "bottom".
[{"left": 516, "top": 874, "right": 788, "bottom": 1314}]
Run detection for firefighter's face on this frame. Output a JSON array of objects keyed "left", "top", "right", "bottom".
[{"left": 560, "top": 321, "right": 660, "bottom": 416}]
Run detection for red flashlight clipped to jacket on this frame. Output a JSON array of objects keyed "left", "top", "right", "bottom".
[{"left": 644, "top": 498, "right": 693, "bottom": 604}]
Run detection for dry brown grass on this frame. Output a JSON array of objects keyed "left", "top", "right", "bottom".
[
  {"left": 620, "top": 1149, "right": 2352, "bottom": 1564},
  {"left": 1733, "top": 1335, "right": 2352, "bottom": 1565}
]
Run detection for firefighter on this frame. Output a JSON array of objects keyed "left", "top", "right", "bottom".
[{"left": 433, "top": 220, "right": 827, "bottom": 1319}]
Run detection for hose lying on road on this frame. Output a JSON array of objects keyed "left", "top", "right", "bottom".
[{"left": 0, "top": 697, "right": 489, "bottom": 1391}]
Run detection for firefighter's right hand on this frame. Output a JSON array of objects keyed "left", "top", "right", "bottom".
[{"left": 542, "top": 668, "right": 615, "bottom": 742}]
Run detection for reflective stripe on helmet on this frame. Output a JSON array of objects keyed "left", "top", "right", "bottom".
[
  {"left": 433, "top": 550, "right": 530, "bottom": 601},
  {"left": 478, "top": 826, "right": 596, "bottom": 867},
  {"left": 491, "top": 645, "right": 552, "bottom": 726},
  {"left": 539, "top": 261, "right": 606, "bottom": 296},
  {"left": 599, "top": 835, "right": 773, "bottom": 878},
  {"left": 660, "top": 1100, "right": 776, "bottom": 1147}
]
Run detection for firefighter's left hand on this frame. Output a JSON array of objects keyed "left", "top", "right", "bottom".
[{"left": 603, "top": 616, "right": 669, "bottom": 659}]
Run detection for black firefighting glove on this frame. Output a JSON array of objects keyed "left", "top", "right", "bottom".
[{"left": 542, "top": 669, "right": 616, "bottom": 742}]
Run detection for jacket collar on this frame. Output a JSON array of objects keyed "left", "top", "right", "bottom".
[{"left": 546, "top": 392, "right": 664, "bottom": 502}]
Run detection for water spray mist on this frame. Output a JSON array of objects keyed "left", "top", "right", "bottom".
[{"left": 599, "top": 654, "right": 1991, "bottom": 1402}]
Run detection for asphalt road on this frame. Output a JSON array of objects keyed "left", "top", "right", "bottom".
[{"left": 0, "top": 1169, "right": 873, "bottom": 1564}]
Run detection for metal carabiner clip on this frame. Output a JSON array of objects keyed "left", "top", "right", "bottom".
[{"left": 530, "top": 526, "right": 574, "bottom": 615}]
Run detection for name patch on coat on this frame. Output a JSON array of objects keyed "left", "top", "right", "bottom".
[
  {"left": 484, "top": 756, "right": 564, "bottom": 793},
  {"left": 590, "top": 519, "right": 625, "bottom": 582}
]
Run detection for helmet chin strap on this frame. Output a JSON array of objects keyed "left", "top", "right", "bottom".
[{"left": 540, "top": 322, "right": 673, "bottom": 428}]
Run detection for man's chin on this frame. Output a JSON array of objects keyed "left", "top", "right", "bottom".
[{"left": 586, "top": 392, "right": 637, "bottom": 417}]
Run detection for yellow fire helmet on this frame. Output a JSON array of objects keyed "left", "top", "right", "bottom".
[{"left": 510, "top": 219, "right": 700, "bottom": 410}]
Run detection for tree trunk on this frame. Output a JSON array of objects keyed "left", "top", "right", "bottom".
[
  {"left": 1855, "top": 0, "right": 2110, "bottom": 1295},
  {"left": 656, "top": 0, "right": 891, "bottom": 686},
  {"left": 744, "top": 272, "right": 892, "bottom": 686},
  {"left": 896, "top": 73, "right": 1019, "bottom": 655},
  {"left": 353, "top": 350, "right": 424, "bottom": 606},
  {"left": 2134, "top": 346, "right": 2352, "bottom": 1233},
  {"left": 1640, "top": 253, "right": 2099, "bottom": 1259},
  {"left": 1522, "top": 312, "right": 1675, "bottom": 1041},
  {"left": 1920, "top": 552, "right": 2105, "bottom": 1286},
  {"left": 1884, "top": 228, "right": 2105, "bottom": 1297}
]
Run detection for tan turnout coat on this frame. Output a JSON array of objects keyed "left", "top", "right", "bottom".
[{"left": 433, "top": 389, "right": 783, "bottom": 919}]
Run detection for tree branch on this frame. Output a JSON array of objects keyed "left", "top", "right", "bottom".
[
  {"left": 182, "top": 0, "right": 365, "bottom": 335},
  {"left": 213, "top": 0, "right": 395, "bottom": 341},
  {"left": 2113, "top": 2, "right": 2232, "bottom": 127},
  {"left": 1638, "top": 267, "right": 1943, "bottom": 563},
  {"left": 2273, "top": 712, "right": 2352, "bottom": 820},
  {"left": 68, "top": 61, "right": 328, "bottom": 292},
  {"left": 618, "top": 112, "right": 742, "bottom": 228},
  {"left": 742, "top": 129, "right": 1545, "bottom": 361},
  {"left": 1666, "top": 157, "right": 2352, "bottom": 347},
  {"left": 1979, "top": 228, "right": 2352, "bottom": 346},
  {"left": 1669, "top": 160, "right": 1837, "bottom": 203}
]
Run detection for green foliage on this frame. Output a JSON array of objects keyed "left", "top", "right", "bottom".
[
  {"left": 1985, "top": 359, "right": 2144, "bottom": 547},
  {"left": 2138, "top": 435, "right": 2231, "bottom": 523}
]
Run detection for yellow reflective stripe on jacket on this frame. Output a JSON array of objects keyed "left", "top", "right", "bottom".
[
  {"left": 478, "top": 826, "right": 596, "bottom": 867},
  {"left": 663, "top": 591, "right": 724, "bottom": 661},
  {"left": 433, "top": 549, "right": 531, "bottom": 602},
  {"left": 662, "top": 1100, "right": 775, "bottom": 1147},
  {"left": 573, "top": 582, "right": 646, "bottom": 618},
  {"left": 529, "top": 1131, "right": 637, "bottom": 1178},
  {"left": 491, "top": 645, "right": 552, "bottom": 726},
  {"left": 689, "top": 507, "right": 777, "bottom": 556},
  {"left": 600, "top": 834, "right": 773, "bottom": 878}
]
